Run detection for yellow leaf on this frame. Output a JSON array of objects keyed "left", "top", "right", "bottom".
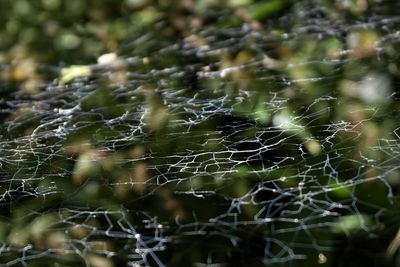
[{"left": 60, "top": 65, "right": 91, "bottom": 84}]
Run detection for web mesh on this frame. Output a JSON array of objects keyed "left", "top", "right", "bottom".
[{"left": 1, "top": 2, "right": 400, "bottom": 266}]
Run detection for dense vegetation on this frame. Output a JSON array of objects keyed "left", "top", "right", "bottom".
[{"left": 1, "top": 0, "right": 400, "bottom": 266}]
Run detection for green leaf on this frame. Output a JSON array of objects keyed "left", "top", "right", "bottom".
[
  {"left": 332, "top": 214, "right": 372, "bottom": 233},
  {"left": 247, "top": 0, "right": 290, "bottom": 20},
  {"left": 60, "top": 65, "right": 91, "bottom": 84},
  {"left": 329, "top": 182, "right": 352, "bottom": 198}
]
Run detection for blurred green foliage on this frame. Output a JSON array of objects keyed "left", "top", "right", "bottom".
[{"left": 1, "top": 0, "right": 400, "bottom": 266}]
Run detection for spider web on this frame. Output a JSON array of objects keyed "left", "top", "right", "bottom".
[{"left": 1, "top": 2, "right": 400, "bottom": 266}]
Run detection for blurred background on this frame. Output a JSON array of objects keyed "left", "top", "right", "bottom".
[{"left": 1, "top": 0, "right": 400, "bottom": 266}]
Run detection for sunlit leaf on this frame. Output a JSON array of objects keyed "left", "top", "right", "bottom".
[
  {"left": 332, "top": 214, "right": 372, "bottom": 233},
  {"left": 60, "top": 65, "right": 91, "bottom": 84}
]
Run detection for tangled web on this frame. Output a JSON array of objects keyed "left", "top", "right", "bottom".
[{"left": 1, "top": 2, "right": 400, "bottom": 266}]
